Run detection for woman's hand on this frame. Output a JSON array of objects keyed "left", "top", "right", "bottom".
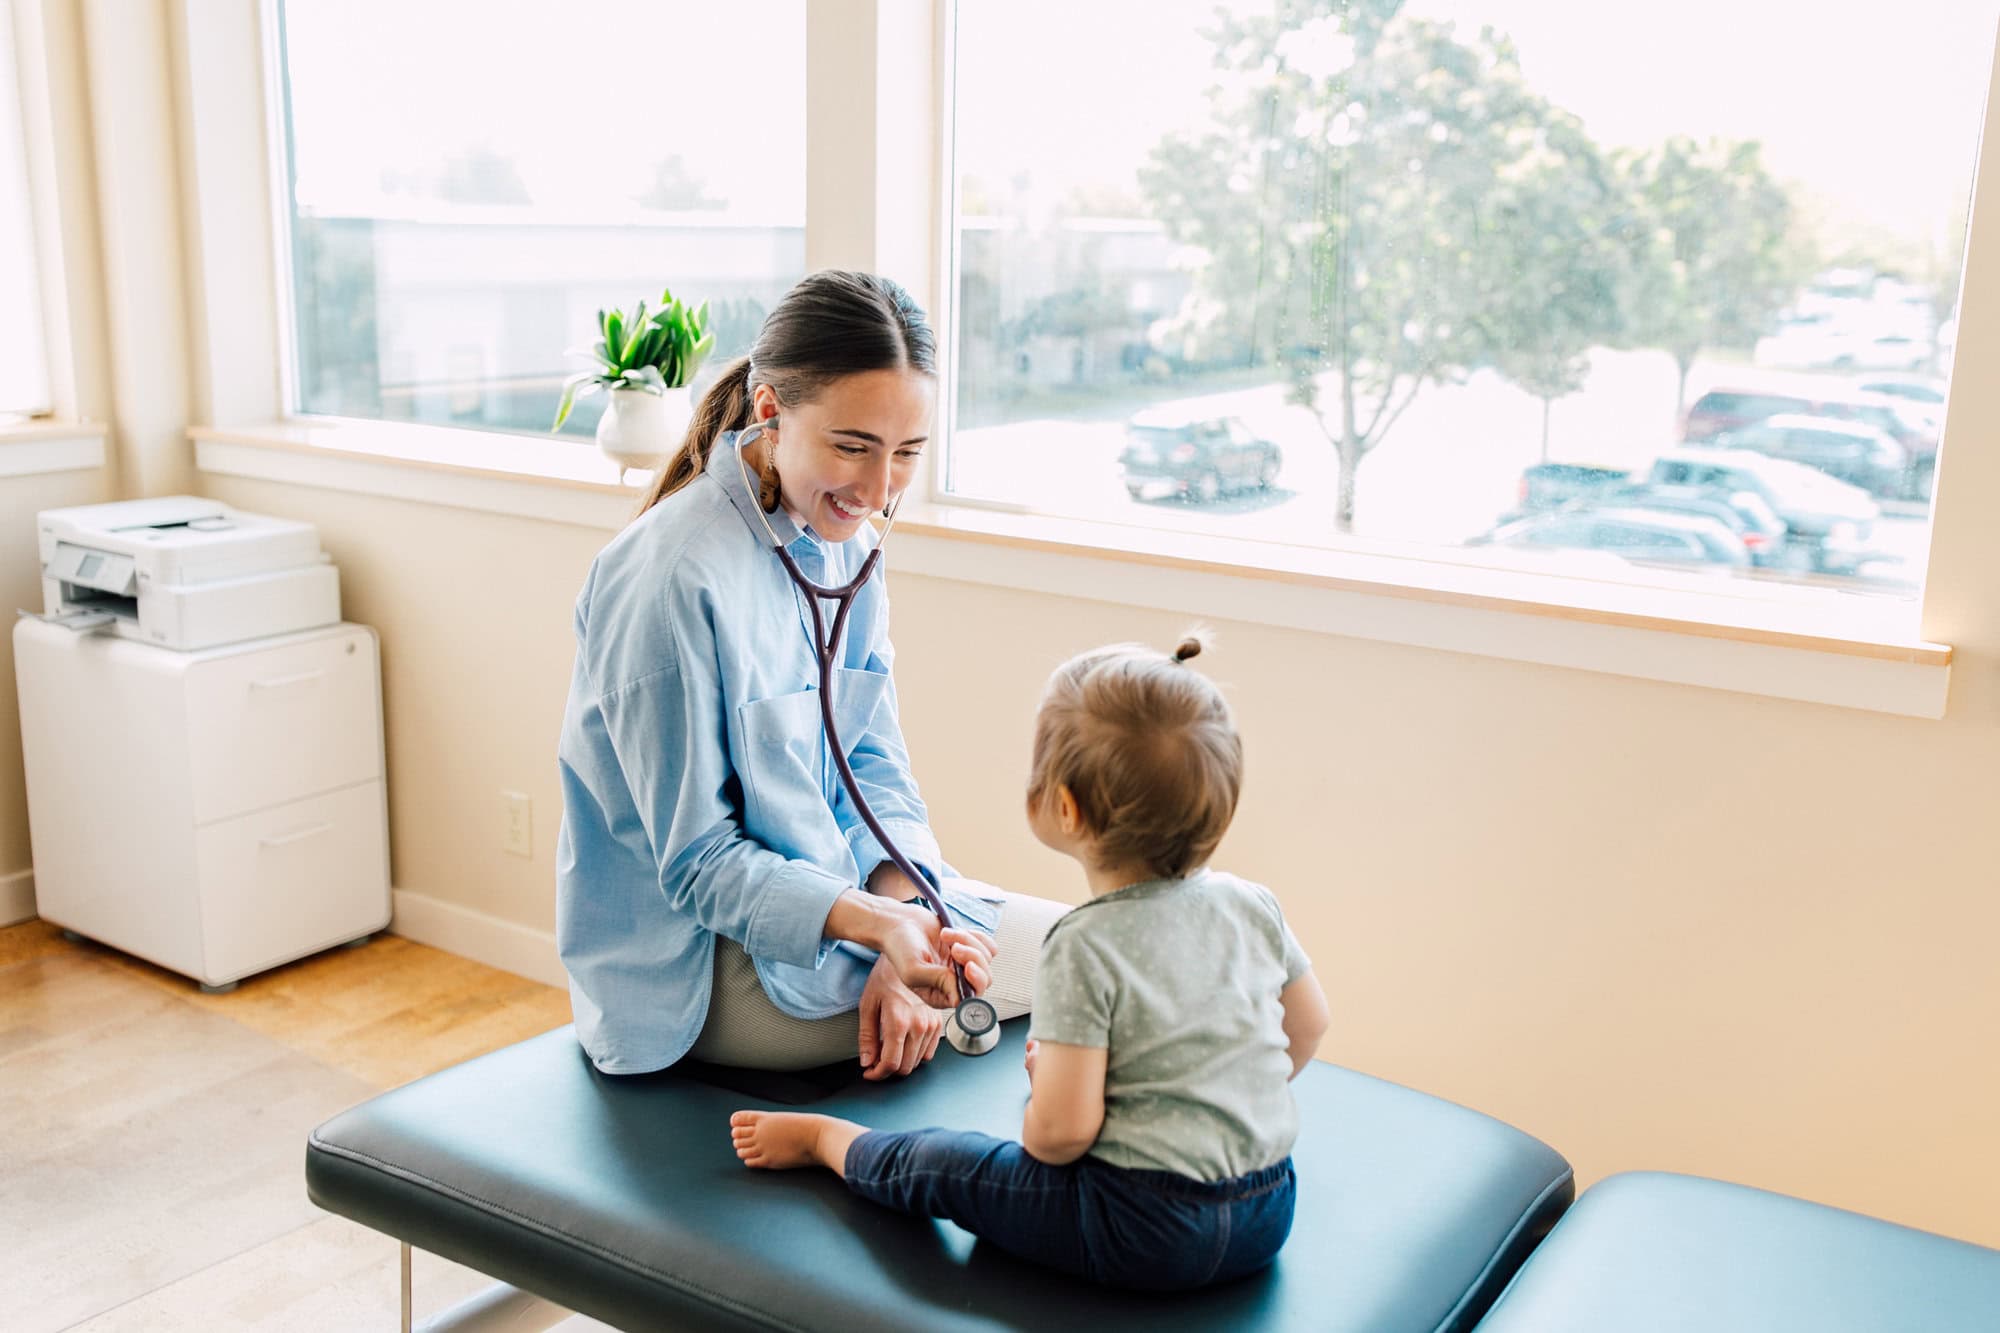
[
  {"left": 874, "top": 903, "right": 996, "bottom": 1006},
  {"left": 858, "top": 955, "right": 944, "bottom": 1080}
]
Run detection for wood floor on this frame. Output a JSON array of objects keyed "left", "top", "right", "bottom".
[{"left": 0, "top": 918, "right": 606, "bottom": 1331}]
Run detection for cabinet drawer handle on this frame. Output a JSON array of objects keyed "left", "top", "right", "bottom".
[
  {"left": 250, "top": 669, "right": 326, "bottom": 691},
  {"left": 259, "top": 821, "right": 333, "bottom": 848}
]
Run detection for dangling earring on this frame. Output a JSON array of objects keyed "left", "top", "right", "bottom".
[{"left": 758, "top": 443, "right": 782, "bottom": 514}]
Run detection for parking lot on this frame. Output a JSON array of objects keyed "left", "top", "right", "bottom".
[{"left": 945, "top": 347, "right": 1933, "bottom": 597}]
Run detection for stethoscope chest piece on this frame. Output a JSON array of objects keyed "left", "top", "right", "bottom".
[{"left": 945, "top": 995, "right": 1000, "bottom": 1056}]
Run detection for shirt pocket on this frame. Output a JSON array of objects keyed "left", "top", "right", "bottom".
[
  {"left": 735, "top": 668, "right": 890, "bottom": 838},
  {"left": 829, "top": 666, "right": 889, "bottom": 754}
]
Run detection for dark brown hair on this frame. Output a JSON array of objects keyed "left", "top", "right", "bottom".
[
  {"left": 1027, "top": 633, "right": 1242, "bottom": 880},
  {"left": 635, "top": 270, "right": 936, "bottom": 517}
]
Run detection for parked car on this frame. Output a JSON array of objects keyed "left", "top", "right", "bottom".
[
  {"left": 1855, "top": 375, "right": 1946, "bottom": 407},
  {"left": 1509, "top": 466, "right": 1789, "bottom": 566},
  {"left": 1683, "top": 384, "right": 1936, "bottom": 499},
  {"left": 1647, "top": 447, "right": 1879, "bottom": 574},
  {"left": 1715, "top": 414, "right": 1909, "bottom": 499},
  {"left": 1475, "top": 508, "right": 1750, "bottom": 568},
  {"left": 1755, "top": 317, "right": 1935, "bottom": 372},
  {"left": 1119, "top": 412, "right": 1282, "bottom": 504},
  {"left": 1510, "top": 462, "right": 1631, "bottom": 516},
  {"left": 1853, "top": 380, "right": 1945, "bottom": 496},
  {"left": 1598, "top": 484, "right": 1790, "bottom": 567},
  {"left": 1684, "top": 384, "right": 1934, "bottom": 454}
]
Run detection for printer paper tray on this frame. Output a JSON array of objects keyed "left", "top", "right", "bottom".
[{"left": 17, "top": 607, "right": 118, "bottom": 634}]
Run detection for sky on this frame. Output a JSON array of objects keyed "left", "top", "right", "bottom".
[
  {"left": 953, "top": 0, "right": 1998, "bottom": 250},
  {"left": 281, "top": 0, "right": 1999, "bottom": 253},
  {"left": 282, "top": 0, "right": 808, "bottom": 220}
]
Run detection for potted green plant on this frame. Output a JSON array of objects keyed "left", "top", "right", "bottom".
[{"left": 552, "top": 286, "right": 716, "bottom": 476}]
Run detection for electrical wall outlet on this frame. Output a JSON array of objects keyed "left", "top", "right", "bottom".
[{"left": 502, "top": 791, "right": 533, "bottom": 858}]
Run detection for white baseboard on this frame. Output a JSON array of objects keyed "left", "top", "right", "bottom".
[
  {"left": 389, "top": 888, "right": 565, "bottom": 988},
  {"left": 1, "top": 868, "right": 36, "bottom": 926}
]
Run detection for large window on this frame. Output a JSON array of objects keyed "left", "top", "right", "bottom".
[
  {"left": 947, "top": 0, "right": 1996, "bottom": 601},
  {"left": 275, "top": 1, "right": 805, "bottom": 439},
  {"left": 0, "top": 0, "right": 50, "bottom": 419}
]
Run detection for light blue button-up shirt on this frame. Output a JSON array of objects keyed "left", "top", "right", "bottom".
[{"left": 556, "top": 432, "right": 993, "bottom": 1074}]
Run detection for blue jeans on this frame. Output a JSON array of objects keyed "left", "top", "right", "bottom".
[{"left": 843, "top": 1128, "right": 1296, "bottom": 1291}]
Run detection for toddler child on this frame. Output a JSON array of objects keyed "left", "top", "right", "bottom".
[{"left": 729, "top": 636, "right": 1330, "bottom": 1291}]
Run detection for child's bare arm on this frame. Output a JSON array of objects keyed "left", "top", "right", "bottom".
[
  {"left": 1020, "top": 1039, "right": 1107, "bottom": 1164},
  {"left": 1280, "top": 971, "right": 1330, "bottom": 1079}
]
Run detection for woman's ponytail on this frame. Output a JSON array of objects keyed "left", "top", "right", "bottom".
[{"left": 634, "top": 356, "right": 754, "bottom": 517}]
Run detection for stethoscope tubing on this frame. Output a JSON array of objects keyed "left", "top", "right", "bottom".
[
  {"left": 774, "top": 541, "right": 950, "bottom": 931},
  {"left": 734, "top": 420, "right": 979, "bottom": 1013}
]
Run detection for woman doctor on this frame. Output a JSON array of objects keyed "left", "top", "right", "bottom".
[{"left": 557, "top": 271, "right": 1067, "bottom": 1078}]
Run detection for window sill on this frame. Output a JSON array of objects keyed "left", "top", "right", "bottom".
[
  {"left": 0, "top": 419, "right": 107, "bottom": 476},
  {"left": 192, "top": 417, "right": 635, "bottom": 528},
  {"left": 191, "top": 418, "right": 1952, "bottom": 718}
]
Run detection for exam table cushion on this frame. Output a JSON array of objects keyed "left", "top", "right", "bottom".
[
  {"left": 1473, "top": 1171, "right": 2000, "bottom": 1333},
  {"left": 307, "top": 1023, "right": 1572, "bottom": 1332}
]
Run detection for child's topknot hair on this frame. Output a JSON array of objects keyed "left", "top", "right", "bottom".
[{"left": 1027, "top": 630, "right": 1241, "bottom": 881}]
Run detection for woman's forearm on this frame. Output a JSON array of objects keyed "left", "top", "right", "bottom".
[
  {"left": 865, "top": 861, "right": 918, "bottom": 897},
  {"left": 824, "top": 888, "right": 904, "bottom": 951}
]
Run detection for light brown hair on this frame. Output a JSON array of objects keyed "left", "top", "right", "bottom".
[
  {"left": 634, "top": 270, "right": 936, "bottom": 518},
  {"left": 1027, "top": 634, "right": 1242, "bottom": 880}
]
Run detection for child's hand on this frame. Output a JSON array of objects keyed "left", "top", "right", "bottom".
[{"left": 1024, "top": 1037, "right": 1039, "bottom": 1079}]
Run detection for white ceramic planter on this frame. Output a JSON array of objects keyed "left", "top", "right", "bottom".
[{"left": 596, "top": 386, "right": 693, "bottom": 476}]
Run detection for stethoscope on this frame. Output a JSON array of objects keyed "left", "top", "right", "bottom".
[{"left": 733, "top": 418, "right": 1001, "bottom": 1057}]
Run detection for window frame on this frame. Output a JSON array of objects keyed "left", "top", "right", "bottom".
[
  {"left": 173, "top": 0, "right": 1985, "bottom": 717},
  {"left": 261, "top": 0, "right": 303, "bottom": 423}
]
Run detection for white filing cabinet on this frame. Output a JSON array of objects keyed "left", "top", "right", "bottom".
[{"left": 15, "top": 617, "right": 391, "bottom": 989}]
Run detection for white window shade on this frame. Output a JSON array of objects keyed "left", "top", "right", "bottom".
[{"left": 0, "top": 0, "right": 51, "bottom": 418}]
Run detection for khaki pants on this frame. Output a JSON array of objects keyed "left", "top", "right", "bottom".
[{"left": 686, "top": 888, "right": 1071, "bottom": 1070}]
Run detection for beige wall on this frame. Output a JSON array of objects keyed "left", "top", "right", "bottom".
[{"left": 0, "top": 465, "right": 113, "bottom": 883}]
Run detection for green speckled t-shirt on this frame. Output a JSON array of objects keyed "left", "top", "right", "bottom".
[{"left": 1027, "top": 869, "right": 1312, "bottom": 1181}]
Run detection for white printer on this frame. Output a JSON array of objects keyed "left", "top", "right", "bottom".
[{"left": 33, "top": 495, "right": 340, "bottom": 649}]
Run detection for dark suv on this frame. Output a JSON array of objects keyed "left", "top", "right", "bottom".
[
  {"left": 1716, "top": 415, "right": 1908, "bottom": 498},
  {"left": 1120, "top": 414, "right": 1282, "bottom": 504},
  {"left": 1682, "top": 384, "right": 1936, "bottom": 498}
]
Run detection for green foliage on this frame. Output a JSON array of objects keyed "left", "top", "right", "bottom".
[
  {"left": 1475, "top": 109, "right": 1629, "bottom": 454},
  {"left": 551, "top": 286, "right": 716, "bottom": 431},
  {"left": 1142, "top": 2, "right": 1576, "bottom": 525},
  {"left": 1139, "top": 0, "right": 1809, "bottom": 524},
  {"left": 1012, "top": 283, "right": 1133, "bottom": 341},
  {"left": 1613, "top": 137, "right": 1803, "bottom": 409}
]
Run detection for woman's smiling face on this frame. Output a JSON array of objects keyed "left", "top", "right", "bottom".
[{"left": 754, "top": 370, "right": 934, "bottom": 540}]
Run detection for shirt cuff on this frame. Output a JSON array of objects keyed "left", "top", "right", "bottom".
[
  {"left": 847, "top": 818, "right": 945, "bottom": 890},
  {"left": 835, "top": 873, "right": 1000, "bottom": 973},
  {"left": 743, "top": 858, "right": 854, "bottom": 970}
]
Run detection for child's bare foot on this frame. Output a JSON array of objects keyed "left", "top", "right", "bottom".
[{"left": 729, "top": 1110, "right": 865, "bottom": 1176}]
